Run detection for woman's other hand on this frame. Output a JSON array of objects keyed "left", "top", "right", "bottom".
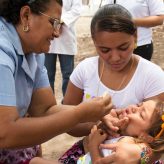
[{"left": 96, "top": 142, "right": 142, "bottom": 164}]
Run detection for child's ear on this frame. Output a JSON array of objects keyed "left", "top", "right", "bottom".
[{"left": 139, "top": 132, "right": 154, "bottom": 143}]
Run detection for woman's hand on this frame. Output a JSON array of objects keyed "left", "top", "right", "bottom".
[{"left": 77, "top": 94, "right": 113, "bottom": 123}]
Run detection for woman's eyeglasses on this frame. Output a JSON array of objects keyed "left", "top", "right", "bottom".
[{"left": 39, "top": 11, "right": 61, "bottom": 30}]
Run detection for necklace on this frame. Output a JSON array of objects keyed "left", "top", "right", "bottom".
[{"left": 96, "top": 56, "right": 134, "bottom": 97}]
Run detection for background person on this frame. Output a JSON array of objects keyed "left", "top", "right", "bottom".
[
  {"left": 59, "top": 4, "right": 164, "bottom": 163},
  {"left": 45, "top": 0, "right": 82, "bottom": 96},
  {"left": 0, "top": 0, "right": 113, "bottom": 163},
  {"left": 103, "top": 0, "right": 164, "bottom": 60}
]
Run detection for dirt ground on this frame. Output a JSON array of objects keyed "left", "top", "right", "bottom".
[{"left": 42, "top": 16, "right": 164, "bottom": 160}]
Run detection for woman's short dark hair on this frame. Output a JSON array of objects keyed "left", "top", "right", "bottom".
[
  {"left": 0, "top": 0, "right": 63, "bottom": 25},
  {"left": 91, "top": 4, "right": 137, "bottom": 38}
]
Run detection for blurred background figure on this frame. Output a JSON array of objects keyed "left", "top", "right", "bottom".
[
  {"left": 103, "top": 0, "right": 164, "bottom": 60},
  {"left": 45, "top": 0, "right": 82, "bottom": 96}
]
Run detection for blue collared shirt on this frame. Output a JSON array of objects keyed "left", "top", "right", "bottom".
[{"left": 0, "top": 17, "right": 50, "bottom": 117}]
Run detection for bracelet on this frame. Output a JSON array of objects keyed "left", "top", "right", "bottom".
[{"left": 140, "top": 147, "right": 152, "bottom": 164}]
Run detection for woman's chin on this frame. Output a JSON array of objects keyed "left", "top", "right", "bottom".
[{"left": 38, "top": 47, "right": 49, "bottom": 54}]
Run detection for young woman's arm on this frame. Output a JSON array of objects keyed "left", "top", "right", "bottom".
[{"left": 64, "top": 81, "right": 97, "bottom": 136}]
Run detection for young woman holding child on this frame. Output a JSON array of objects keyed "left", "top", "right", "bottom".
[{"left": 58, "top": 4, "right": 164, "bottom": 163}]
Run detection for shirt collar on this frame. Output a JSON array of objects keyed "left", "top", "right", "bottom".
[
  {"left": 0, "top": 17, "right": 24, "bottom": 56},
  {"left": 0, "top": 17, "right": 37, "bottom": 81}
]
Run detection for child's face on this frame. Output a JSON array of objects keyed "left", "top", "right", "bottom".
[{"left": 119, "top": 100, "right": 157, "bottom": 136}]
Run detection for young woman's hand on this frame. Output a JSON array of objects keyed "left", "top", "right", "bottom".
[
  {"left": 96, "top": 142, "right": 142, "bottom": 164},
  {"left": 88, "top": 125, "right": 107, "bottom": 150},
  {"left": 77, "top": 94, "right": 113, "bottom": 123},
  {"left": 88, "top": 125, "right": 108, "bottom": 163}
]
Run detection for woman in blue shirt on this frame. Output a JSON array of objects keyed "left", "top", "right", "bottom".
[{"left": 0, "top": 0, "right": 113, "bottom": 163}]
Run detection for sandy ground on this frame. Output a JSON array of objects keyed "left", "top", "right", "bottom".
[{"left": 42, "top": 16, "right": 164, "bottom": 160}]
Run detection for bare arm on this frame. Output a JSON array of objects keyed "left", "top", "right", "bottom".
[
  {"left": 133, "top": 15, "right": 164, "bottom": 27},
  {"left": 0, "top": 104, "right": 79, "bottom": 149},
  {"left": 28, "top": 87, "right": 57, "bottom": 116},
  {"left": 64, "top": 81, "right": 84, "bottom": 105},
  {"left": 64, "top": 81, "right": 96, "bottom": 136},
  {"left": 0, "top": 87, "right": 113, "bottom": 149}
]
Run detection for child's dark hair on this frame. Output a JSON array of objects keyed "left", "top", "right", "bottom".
[
  {"left": 0, "top": 0, "right": 63, "bottom": 25},
  {"left": 91, "top": 4, "right": 137, "bottom": 39}
]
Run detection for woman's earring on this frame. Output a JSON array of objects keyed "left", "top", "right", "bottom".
[
  {"left": 23, "top": 25, "right": 29, "bottom": 32},
  {"left": 134, "top": 43, "right": 137, "bottom": 49}
]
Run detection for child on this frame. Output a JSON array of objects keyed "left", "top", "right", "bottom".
[
  {"left": 30, "top": 100, "right": 164, "bottom": 164},
  {"left": 77, "top": 100, "right": 164, "bottom": 163},
  {"left": 78, "top": 126, "right": 152, "bottom": 164}
]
